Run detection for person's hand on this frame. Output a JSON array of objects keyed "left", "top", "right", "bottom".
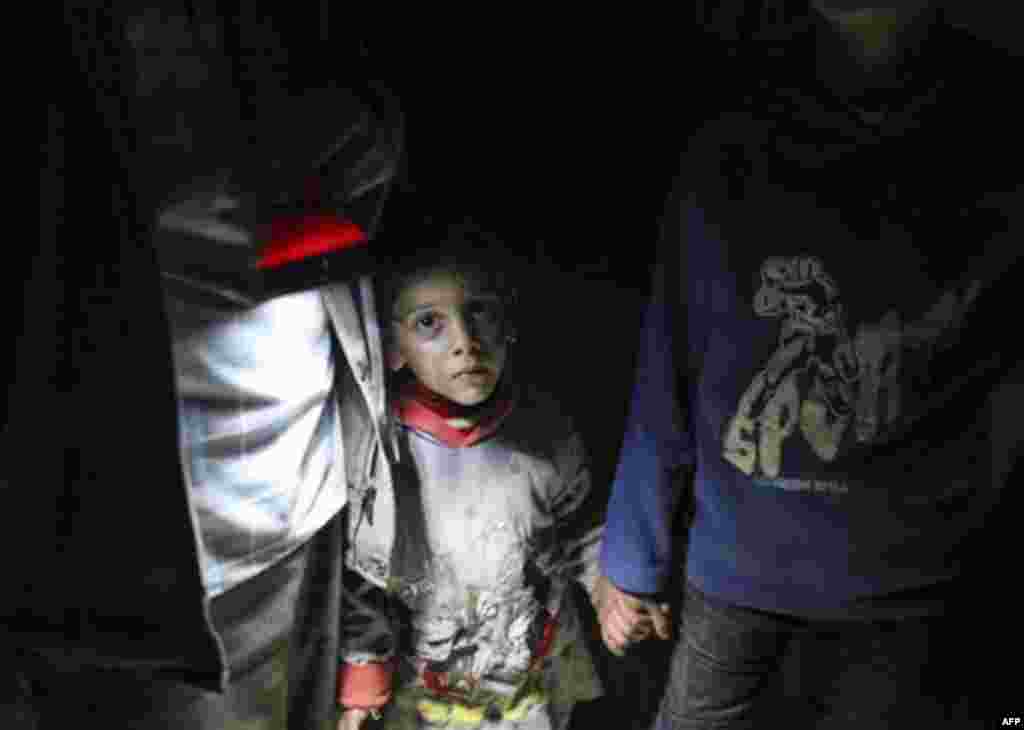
[
  {"left": 337, "top": 708, "right": 371, "bottom": 730},
  {"left": 593, "top": 573, "right": 671, "bottom": 656}
]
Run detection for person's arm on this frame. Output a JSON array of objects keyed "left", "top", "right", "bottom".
[
  {"left": 336, "top": 567, "right": 397, "bottom": 728},
  {"left": 600, "top": 238, "right": 694, "bottom": 597},
  {"left": 595, "top": 214, "right": 696, "bottom": 653}
]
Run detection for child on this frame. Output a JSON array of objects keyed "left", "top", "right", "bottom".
[{"left": 336, "top": 219, "right": 604, "bottom": 729}]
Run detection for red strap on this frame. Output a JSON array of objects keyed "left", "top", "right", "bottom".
[
  {"left": 534, "top": 610, "right": 559, "bottom": 660},
  {"left": 527, "top": 610, "right": 559, "bottom": 673},
  {"left": 258, "top": 214, "right": 367, "bottom": 270}
]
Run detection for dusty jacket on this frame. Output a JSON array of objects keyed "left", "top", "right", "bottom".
[{"left": 339, "top": 382, "right": 604, "bottom": 728}]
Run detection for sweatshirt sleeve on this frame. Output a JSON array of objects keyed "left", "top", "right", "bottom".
[
  {"left": 337, "top": 566, "right": 396, "bottom": 710},
  {"left": 599, "top": 213, "right": 696, "bottom": 596}
]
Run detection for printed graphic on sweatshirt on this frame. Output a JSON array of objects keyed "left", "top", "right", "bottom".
[{"left": 721, "top": 256, "right": 980, "bottom": 493}]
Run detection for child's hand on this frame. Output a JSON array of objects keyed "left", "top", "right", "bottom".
[
  {"left": 337, "top": 708, "right": 372, "bottom": 730},
  {"left": 593, "top": 574, "right": 671, "bottom": 656}
]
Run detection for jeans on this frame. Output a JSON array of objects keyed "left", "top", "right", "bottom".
[{"left": 653, "top": 581, "right": 986, "bottom": 730}]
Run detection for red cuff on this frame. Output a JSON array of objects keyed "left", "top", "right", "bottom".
[{"left": 337, "top": 658, "right": 395, "bottom": 709}]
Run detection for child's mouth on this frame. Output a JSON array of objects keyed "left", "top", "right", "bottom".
[{"left": 454, "top": 366, "right": 490, "bottom": 380}]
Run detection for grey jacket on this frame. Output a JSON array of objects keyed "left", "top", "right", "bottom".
[
  {"left": 8, "top": 84, "right": 402, "bottom": 729},
  {"left": 341, "top": 385, "right": 604, "bottom": 728}
]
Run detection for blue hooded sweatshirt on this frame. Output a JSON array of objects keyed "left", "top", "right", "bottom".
[{"left": 600, "top": 17, "right": 1021, "bottom": 619}]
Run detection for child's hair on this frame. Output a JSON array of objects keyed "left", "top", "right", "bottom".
[{"left": 376, "top": 215, "right": 520, "bottom": 327}]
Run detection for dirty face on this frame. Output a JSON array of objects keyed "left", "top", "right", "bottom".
[{"left": 389, "top": 268, "right": 508, "bottom": 406}]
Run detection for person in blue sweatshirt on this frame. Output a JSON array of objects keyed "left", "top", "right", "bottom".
[{"left": 593, "top": 1, "right": 1022, "bottom": 727}]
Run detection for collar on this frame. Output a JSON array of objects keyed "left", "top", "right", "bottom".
[{"left": 393, "top": 378, "right": 518, "bottom": 448}]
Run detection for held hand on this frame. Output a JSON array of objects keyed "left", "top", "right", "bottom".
[
  {"left": 337, "top": 708, "right": 371, "bottom": 730},
  {"left": 593, "top": 574, "right": 671, "bottom": 657}
]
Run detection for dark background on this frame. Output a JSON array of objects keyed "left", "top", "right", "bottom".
[{"left": 39, "top": 2, "right": 1021, "bottom": 728}]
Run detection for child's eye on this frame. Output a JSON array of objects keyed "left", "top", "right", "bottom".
[{"left": 414, "top": 313, "right": 442, "bottom": 334}]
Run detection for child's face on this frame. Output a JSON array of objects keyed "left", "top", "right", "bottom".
[{"left": 389, "top": 268, "right": 508, "bottom": 406}]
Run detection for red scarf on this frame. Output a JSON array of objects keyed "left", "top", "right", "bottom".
[{"left": 393, "top": 378, "right": 517, "bottom": 448}]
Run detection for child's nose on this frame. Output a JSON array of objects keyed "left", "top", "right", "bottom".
[{"left": 449, "top": 315, "right": 483, "bottom": 355}]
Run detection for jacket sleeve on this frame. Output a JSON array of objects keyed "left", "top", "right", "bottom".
[
  {"left": 599, "top": 195, "right": 696, "bottom": 597},
  {"left": 337, "top": 566, "right": 397, "bottom": 711},
  {"left": 546, "top": 426, "right": 605, "bottom": 601}
]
